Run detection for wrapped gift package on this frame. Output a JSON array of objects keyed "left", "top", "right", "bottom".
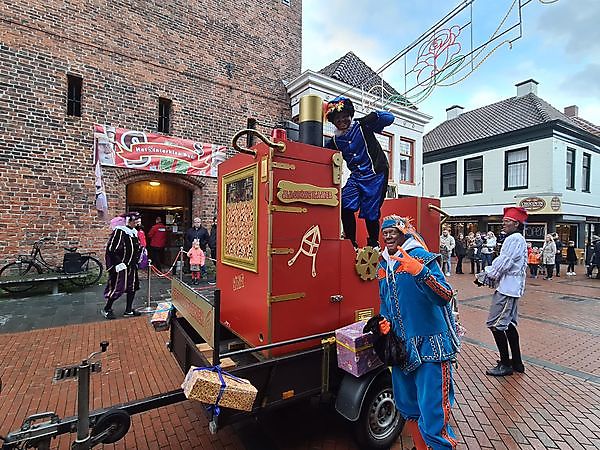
[
  {"left": 335, "top": 321, "right": 383, "bottom": 377},
  {"left": 182, "top": 366, "right": 258, "bottom": 412},
  {"left": 150, "top": 302, "right": 172, "bottom": 332}
]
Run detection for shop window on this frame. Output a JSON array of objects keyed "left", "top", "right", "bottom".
[
  {"left": 556, "top": 224, "right": 577, "bottom": 246},
  {"left": 505, "top": 147, "right": 528, "bottom": 190},
  {"left": 566, "top": 147, "right": 576, "bottom": 190},
  {"left": 397, "top": 138, "right": 414, "bottom": 183},
  {"left": 440, "top": 161, "right": 457, "bottom": 197},
  {"left": 66, "top": 74, "right": 82, "bottom": 117},
  {"left": 375, "top": 132, "right": 394, "bottom": 181},
  {"left": 524, "top": 223, "right": 547, "bottom": 246},
  {"left": 158, "top": 97, "right": 172, "bottom": 133},
  {"left": 582, "top": 153, "right": 591, "bottom": 192},
  {"left": 464, "top": 156, "right": 483, "bottom": 194}
]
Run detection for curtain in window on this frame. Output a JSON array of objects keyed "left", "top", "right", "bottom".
[{"left": 507, "top": 149, "right": 527, "bottom": 188}]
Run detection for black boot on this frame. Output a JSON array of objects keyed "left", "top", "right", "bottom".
[
  {"left": 506, "top": 324, "right": 524, "bottom": 373},
  {"left": 487, "top": 329, "right": 513, "bottom": 376},
  {"left": 486, "top": 361, "right": 514, "bottom": 376}
]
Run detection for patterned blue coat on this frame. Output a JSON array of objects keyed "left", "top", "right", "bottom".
[{"left": 378, "top": 239, "right": 460, "bottom": 374}]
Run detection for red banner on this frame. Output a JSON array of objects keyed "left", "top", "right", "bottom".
[{"left": 93, "top": 124, "right": 226, "bottom": 177}]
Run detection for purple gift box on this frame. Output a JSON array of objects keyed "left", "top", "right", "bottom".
[{"left": 335, "top": 321, "right": 383, "bottom": 377}]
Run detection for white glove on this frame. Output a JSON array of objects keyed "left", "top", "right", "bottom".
[{"left": 115, "top": 263, "right": 127, "bottom": 272}]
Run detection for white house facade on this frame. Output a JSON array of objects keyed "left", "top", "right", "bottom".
[
  {"left": 286, "top": 53, "right": 432, "bottom": 199},
  {"left": 423, "top": 80, "right": 600, "bottom": 248}
]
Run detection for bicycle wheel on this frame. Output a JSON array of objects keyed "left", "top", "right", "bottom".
[
  {"left": 70, "top": 256, "right": 103, "bottom": 287},
  {"left": 0, "top": 261, "right": 42, "bottom": 293}
]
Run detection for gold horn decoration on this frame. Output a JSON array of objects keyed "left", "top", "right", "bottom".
[{"left": 232, "top": 129, "right": 286, "bottom": 157}]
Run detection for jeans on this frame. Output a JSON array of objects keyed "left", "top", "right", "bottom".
[{"left": 481, "top": 253, "right": 493, "bottom": 269}]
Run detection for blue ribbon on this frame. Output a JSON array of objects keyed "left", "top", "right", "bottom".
[{"left": 192, "top": 366, "right": 248, "bottom": 417}]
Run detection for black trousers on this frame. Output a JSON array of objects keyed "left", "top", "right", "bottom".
[{"left": 456, "top": 256, "right": 464, "bottom": 274}]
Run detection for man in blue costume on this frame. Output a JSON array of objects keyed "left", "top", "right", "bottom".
[
  {"left": 325, "top": 96, "right": 393, "bottom": 249},
  {"left": 377, "top": 215, "right": 460, "bottom": 450}
]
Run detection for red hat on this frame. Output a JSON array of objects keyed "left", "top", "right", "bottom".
[{"left": 503, "top": 206, "right": 528, "bottom": 224}]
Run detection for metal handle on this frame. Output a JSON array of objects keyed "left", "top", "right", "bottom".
[
  {"left": 231, "top": 129, "right": 286, "bottom": 156},
  {"left": 428, "top": 203, "right": 450, "bottom": 226}
]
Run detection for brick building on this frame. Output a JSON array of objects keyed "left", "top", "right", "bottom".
[{"left": 0, "top": 0, "right": 301, "bottom": 267}]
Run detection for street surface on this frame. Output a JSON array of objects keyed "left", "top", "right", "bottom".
[{"left": 0, "top": 271, "right": 599, "bottom": 449}]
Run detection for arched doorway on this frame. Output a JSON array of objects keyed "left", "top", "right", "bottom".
[{"left": 127, "top": 179, "right": 192, "bottom": 266}]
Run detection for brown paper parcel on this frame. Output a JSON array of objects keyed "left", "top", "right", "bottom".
[{"left": 181, "top": 366, "right": 258, "bottom": 412}]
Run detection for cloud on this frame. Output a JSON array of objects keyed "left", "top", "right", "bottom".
[
  {"left": 559, "top": 63, "right": 600, "bottom": 98},
  {"left": 535, "top": 0, "right": 600, "bottom": 59}
]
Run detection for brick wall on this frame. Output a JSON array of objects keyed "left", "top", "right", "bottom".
[{"left": 0, "top": 0, "right": 301, "bottom": 267}]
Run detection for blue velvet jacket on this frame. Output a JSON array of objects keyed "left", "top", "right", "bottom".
[
  {"left": 378, "top": 239, "right": 460, "bottom": 373},
  {"left": 326, "top": 111, "right": 393, "bottom": 177}
]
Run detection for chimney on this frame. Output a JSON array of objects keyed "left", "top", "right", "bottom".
[
  {"left": 564, "top": 105, "right": 579, "bottom": 117},
  {"left": 515, "top": 79, "right": 538, "bottom": 97},
  {"left": 446, "top": 105, "right": 464, "bottom": 120}
]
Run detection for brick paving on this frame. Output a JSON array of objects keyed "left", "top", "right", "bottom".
[{"left": 0, "top": 272, "right": 599, "bottom": 449}]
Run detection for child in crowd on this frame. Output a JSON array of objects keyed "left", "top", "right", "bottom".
[
  {"left": 528, "top": 246, "right": 541, "bottom": 278},
  {"left": 566, "top": 241, "right": 577, "bottom": 275},
  {"left": 186, "top": 239, "right": 205, "bottom": 285}
]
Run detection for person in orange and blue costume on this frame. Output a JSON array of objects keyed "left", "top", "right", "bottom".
[
  {"left": 377, "top": 215, "right": 460, "bottom": 450},
  {"left": 325, "top": 96, "right": 393, "bottom": 250}
]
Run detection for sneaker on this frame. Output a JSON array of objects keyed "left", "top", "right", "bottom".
[
  {"left": 123, "top": 310, "right": 141, "bottom": 317},
  {"left": 485, "top": 362, "right": 514, "bottom": 377},
  {"left": 102, "top": 309, "right": 115, "bottom": 320},
  {"left": 445, "top": 272, "right": 451, "bottom": 276}
]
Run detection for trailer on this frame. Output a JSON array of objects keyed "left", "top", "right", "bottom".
[
  {"left": 166, "top": 125, "right": 444, "bottom": 449},
  {"left": 1, "top": 114, "right": 445, "bottom": 450}
]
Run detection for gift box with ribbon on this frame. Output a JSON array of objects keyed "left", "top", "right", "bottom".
[
  {"left": 181, "top": 365, "right": 258, "bottom": 412},
  {"left": 335, "top": 321, "right": 383, "bottom": 377},
  {"left": 150, "top": 302, "right": 172, "bottom": 332}
]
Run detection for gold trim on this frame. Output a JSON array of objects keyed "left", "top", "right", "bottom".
[
  {"left": 355, "top": 308, "right": 374, "bottom": 322},
  {"left": 299, "top": 95, "right": 324, "bottom": 123},
  {"left": 270, "top": 205, "right": 307, "bottom": 213},
  {"left": 270, "top": 247, "right": 294, "bottom": 255},
  {"left": 276, "top": 180, "right": 339, "bottom": 207},
  {"left": 272, "top": 162, "right": 295, "bottom": 170},
  {"left": 260, "top": 156, "right": 268, "bottom": 182},
  {"left": 269, "top": 292, "right": 306, "bottom": 303},
  {"left": 221, "top": 163, "right": 259, "bottom": 272},
  {"left": 332, "top": 153, "right": 343, "bottom": 185},
  {"left": 321, "top": 336, "right": 336, "bottom": 345}
]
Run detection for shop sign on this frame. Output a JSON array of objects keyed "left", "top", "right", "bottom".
[
  {"left": 276, "top": 180, "right": 339, "bottom": 207},
  {"left": 516, "top": 195, "right": 561, "bottom": 214},
  {"left": 93, "top": 124, "right": 226, "bottom": 177},
  {"left": 519, "top": 197, "right": 546, "bottom": 211}
]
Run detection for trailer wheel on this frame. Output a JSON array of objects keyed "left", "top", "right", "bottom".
[
  {"left": 92, "top": 409, "right": 131, "bottom": 444},
  {"left": 354, "top": 375, "right": 404, "bottom": 449}
]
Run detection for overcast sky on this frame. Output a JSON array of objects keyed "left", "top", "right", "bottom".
[{"left": 302, "top": 0, "right": 600, "bottom": 131}]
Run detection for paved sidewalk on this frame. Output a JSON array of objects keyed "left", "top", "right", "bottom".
[{"left": 0, "top": 272, "right": 599, "bottom": 449}]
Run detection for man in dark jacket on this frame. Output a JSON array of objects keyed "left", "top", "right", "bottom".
[
  {"left": 208, "top": 217, "right": 217, "bottom": 261},
  {"left": 186, "top": 217, "right": 209, "bottom": 251},
  {"left": 586, "top": 235, "right": 600, "bottom": 278}
]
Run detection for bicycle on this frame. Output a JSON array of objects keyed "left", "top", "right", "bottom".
[{"left": 0, "top": 237, "right": 103, "bottom": 293}]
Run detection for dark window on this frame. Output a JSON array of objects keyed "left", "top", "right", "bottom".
[
  {"left": 505, "top": 147, "right": 528, "bottom": 190},
  {"left": 158, "top": 97, "right": 172, "bottom": 133},
  {"left": 440, "top": 161, "right": 457, "bottom": 197},
  {"left": 583, "top": 153, "right": 591, "bottom": 192},
  {"left": 566, "top": 148, "right": 576, "bottom": 190},
  {"left": 66, "top": 75, "right": 82, "bottom": 117},
  {"left": 464, "top": 156, "right": 483, "bottom": 194}
]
